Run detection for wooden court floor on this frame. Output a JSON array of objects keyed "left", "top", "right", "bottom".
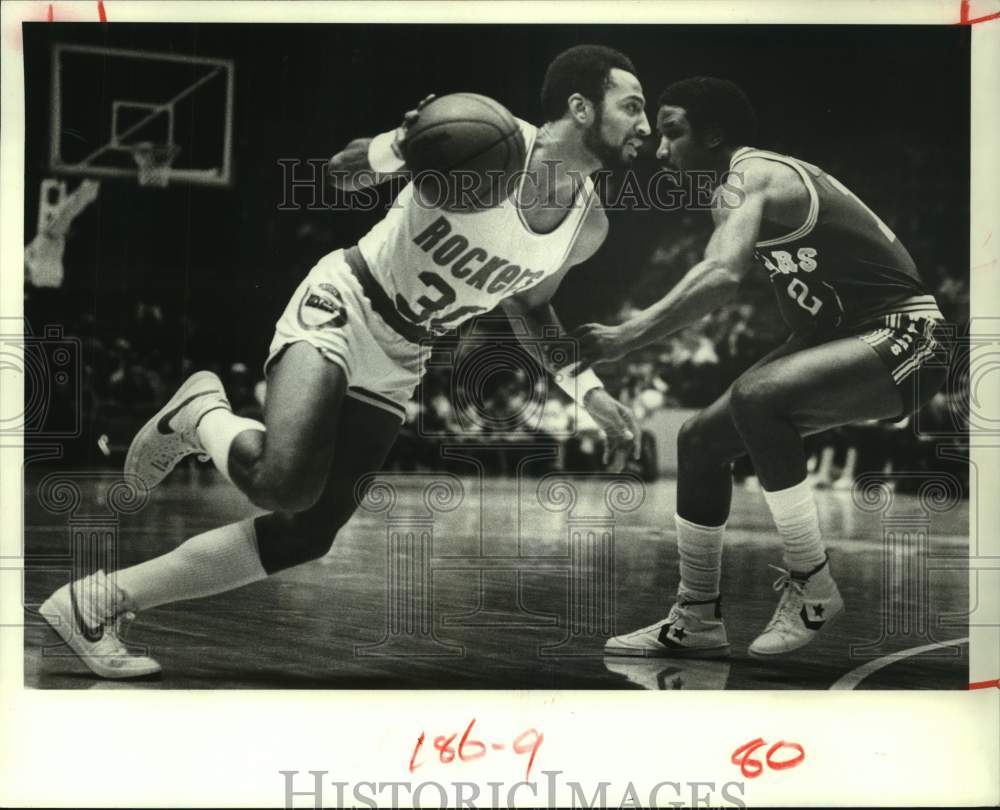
[{"left": 23, "top": 469, "right": 969, "bottom": 690}]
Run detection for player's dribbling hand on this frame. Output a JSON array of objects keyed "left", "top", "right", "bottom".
[
  {"left": 393, "top": 93, "right": 437, "bottom": 159},
  {"left": 582, "top": 389, "right": 641, "bottom": 473},
  {"left": 569, "top": 322, "right": 631, "bottom": 372}
]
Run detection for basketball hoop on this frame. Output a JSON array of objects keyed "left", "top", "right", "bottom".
[{"left": 129, "top": 142, "right": 180, "bottom": 187}]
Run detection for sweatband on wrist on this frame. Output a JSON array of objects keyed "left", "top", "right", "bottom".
[
  {"left": 367, "top": 130, "right": 406, "bottom": 174},
  {"left": 554, "top": 365, "right": 604, "bottom": 403}
]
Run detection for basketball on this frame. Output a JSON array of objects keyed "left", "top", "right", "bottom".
[{"left": 402, "top": 93, "right": 526, "bottom": 211}]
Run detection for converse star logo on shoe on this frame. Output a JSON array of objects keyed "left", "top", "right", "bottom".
[
  {"left": 654, "top": 666, "right": 684, "bottom": 689},
  {"left": 657, "top": 623, "right": 689, "bottom": 648},
  {"left": 799, "top": 604, "right": 827, "bottom": 630}
]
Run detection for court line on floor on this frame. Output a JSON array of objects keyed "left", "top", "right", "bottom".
[
  {"left": 829, "top": 637, "right": 969, "bottom": 690},
  {"left": 628, "top": 527, "right": 969, "bottom": 551}
]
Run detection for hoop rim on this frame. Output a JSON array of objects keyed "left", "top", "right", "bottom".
[
  {"left": 128, "top": 142, "right": 180, "bottom": 187},
  {"left": 128, "top": 141, "right": 181, "bottom": 163}
]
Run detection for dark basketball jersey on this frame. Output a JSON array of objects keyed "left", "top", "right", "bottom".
[{"left": 730, "top": 147, "right": 941, "bottom": 334}]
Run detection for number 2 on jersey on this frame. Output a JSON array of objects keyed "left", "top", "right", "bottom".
[{"left": 787, "top": 277, "right": 823, "bottom": 316}]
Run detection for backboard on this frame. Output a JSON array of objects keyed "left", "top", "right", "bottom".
[{"left": 49, "top": 43, "right": 234, "bottom": 187}]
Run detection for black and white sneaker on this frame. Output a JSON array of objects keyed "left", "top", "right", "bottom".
[
  {"left": 125, "top": 370, "right": 230, "bottom": 491},
  {"left": 604, "top": 597, "right": 730, "bottom": 658},
  {"left": 749, "top": 555, "right": 844, "bottom": 658},
  {"left": 39, "top": 570, "right": 160, "bottom": 679}
]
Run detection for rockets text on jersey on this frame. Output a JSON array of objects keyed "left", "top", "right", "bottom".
[{"left": 357, "top": 120, "right": 596, "bottom": 336}]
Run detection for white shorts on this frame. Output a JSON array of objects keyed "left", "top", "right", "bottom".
[{"left": 265, "top": 249, "right": 430, "bottom": 421}]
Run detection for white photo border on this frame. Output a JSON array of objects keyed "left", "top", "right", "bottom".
[{"left": 1, "top": 1, "right": 997, "bottom": 806}]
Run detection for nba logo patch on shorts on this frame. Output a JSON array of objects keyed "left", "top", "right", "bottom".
[{"left": 298, "top": 282, "right": 347, "bottom": 330}]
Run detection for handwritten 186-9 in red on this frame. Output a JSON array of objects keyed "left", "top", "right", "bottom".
[{"left": 410, "top": 719, "right": 543, "bottom": 781}]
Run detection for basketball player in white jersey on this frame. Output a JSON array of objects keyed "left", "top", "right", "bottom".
[{"left": 40, "top": 45, "right": 651, "bottom": 678}]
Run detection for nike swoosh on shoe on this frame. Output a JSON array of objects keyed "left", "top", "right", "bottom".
[
  {"left": 69, "top": 582, "right": 104, "bottom": 643},
  {"left": 156, "top": 391, "right": 217, "bottom": 435}
]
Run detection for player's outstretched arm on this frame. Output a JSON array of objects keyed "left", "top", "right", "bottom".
[
  {"left": 570, "top": 171, "right": 769, "bottom": 370},
  {"left": 501, "top": 208, "right": 639, "bottom": 471},
  {"left": 500, "top": 200, "right": 608, "bottom": 377},
  {"left": 327, "top": 94, "right": 435, "bottom": 192},
  {"left": 502, "top": 291, "right": 639, "bottom": 472}
]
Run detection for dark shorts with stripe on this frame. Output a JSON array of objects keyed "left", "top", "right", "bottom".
[{"left": 850, "top": 312, "right": 951, "bottom": 416}]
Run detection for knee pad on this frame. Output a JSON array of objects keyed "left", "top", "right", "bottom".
[{"left": 254, "top": 512, "right": 336, "bottom": 574}]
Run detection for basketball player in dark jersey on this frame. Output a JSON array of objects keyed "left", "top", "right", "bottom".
[{"left": 586, "top": 78, "right": 949, "bottom": 658}]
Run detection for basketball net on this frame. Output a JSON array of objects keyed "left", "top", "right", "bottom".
[{"left": 130, "top": 142, "right": 180, "bottom": 188}]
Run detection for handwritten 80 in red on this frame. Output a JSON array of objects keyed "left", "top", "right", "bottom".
[
  {"left": 731, "top": 738, "right": 805, "bottom": 779},
  {"left": 409, "top": 719, "right": 543, "bottom": 781}
]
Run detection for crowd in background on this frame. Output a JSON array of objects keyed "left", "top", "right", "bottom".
[{"left": 24, "top": 144, "right": 971, "bottom": 493}]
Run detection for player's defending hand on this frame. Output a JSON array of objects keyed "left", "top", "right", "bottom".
[
  {"left": 582, "top": 389, "right": 641, "bottom": 473},
  {"left": 568, "top": 322, "right": 633, "bottom": 371}
]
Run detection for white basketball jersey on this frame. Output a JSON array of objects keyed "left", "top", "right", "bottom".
[{"left": 357, "top": 120, "right": 596, "bottom": 335}]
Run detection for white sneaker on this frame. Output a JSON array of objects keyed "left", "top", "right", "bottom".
[
  {"left": 125, "top": 370, "right": 230, "bottom": 491},
  {"left": 604, "top": 597, "right": 730, "bottom": 659},
  {"left": 748, "top": 555, "right": 844, "bottom": 657},
  {"left": 39, "top": 570, "right": 161, "bottom": 679}
]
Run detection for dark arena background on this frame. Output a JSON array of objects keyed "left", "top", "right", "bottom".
[{"left": 21, "top": 24, "right": 971, "bottom": 689}]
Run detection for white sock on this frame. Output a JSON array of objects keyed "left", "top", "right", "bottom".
[
  {"left": 761, "top": 478, "right": 827, "bottom": 573},
  {"left": 197, "top": 409, "right": 265, "bottom": 483},
  {"left": 675, "top": 514, "right": 725, "bottom": 603},
  {"left": 112, "top": 519, "right": 267, "bottom": 612}
]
